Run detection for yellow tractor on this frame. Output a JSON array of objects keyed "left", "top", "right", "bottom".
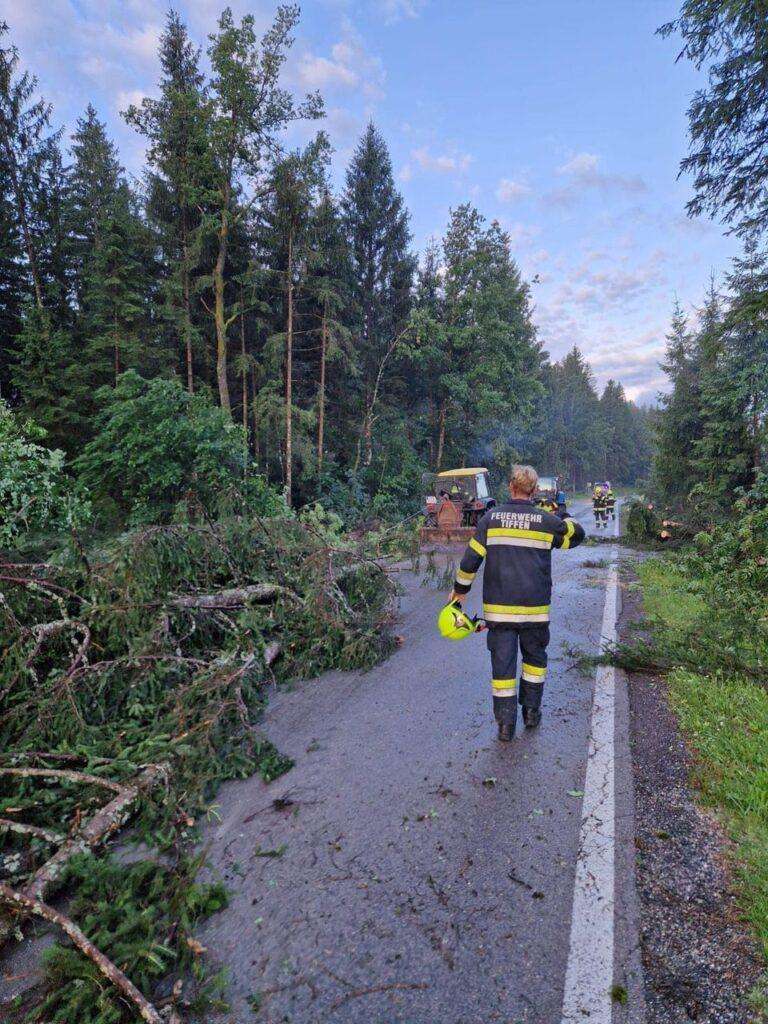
[{"left": 421, "top": 468, "right": 496, "bottom": 543}]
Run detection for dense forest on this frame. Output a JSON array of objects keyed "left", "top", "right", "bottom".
[
  {"left": 651, "top": 2, "right": 768, "bottom": 515},
  {"left": 1, "top": 2, "right": 767, "bottom": 1022},
  {"left": 0, "top": 6, "right": 649, "bottom": 538}
]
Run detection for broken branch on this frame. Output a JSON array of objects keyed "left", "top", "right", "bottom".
[
  {"left": 0, "top": 882, "right": 164, "bottom": 1024},
  {"left": 0, "top": 818, "right": 65, "bottom": 845}
]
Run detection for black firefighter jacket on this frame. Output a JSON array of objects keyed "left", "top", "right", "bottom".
[{"left": 453, "top": 500, "right": 586, "bottom": 626}]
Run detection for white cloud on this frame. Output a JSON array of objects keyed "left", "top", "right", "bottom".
[
  {"left": 298, "top": 53, "right": 358, "bottom": 89},
  {"left": 297, "top": 26, "right": 385, "bottom": 100},
  {"left": 411, "top": 146, "right": 473, "bottom": 175},
  {"left": 379, "top": 0, "right": 428, "bottom": 24},
  {"left": 495, "top": 177, "right": 530, "bottom": 203},
  {"left": 545, "top": 151, "right": 648, "bottom": 207}
]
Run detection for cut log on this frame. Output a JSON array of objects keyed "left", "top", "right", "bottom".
[{"left": 0, "top": 883, "right": 164, "bottom": 1024}]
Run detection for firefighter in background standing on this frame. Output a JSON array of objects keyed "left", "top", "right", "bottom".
[
  {"left": 605, "top": 483, "right": 616, "bottom": 522},
  {"left": 450, "top": 465, "right": 585, "bottom": 740},
  {"left": 592, "top": 485, "right": 607, "bottom": 528}
]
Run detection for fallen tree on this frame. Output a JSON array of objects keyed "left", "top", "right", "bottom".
[{"left": 0, "top": 514, "right": 397, "bottom": 1021}]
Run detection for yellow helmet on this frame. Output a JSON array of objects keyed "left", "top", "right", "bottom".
[{"left": 437, "top": 600, "right": 477, "bottom": 640}]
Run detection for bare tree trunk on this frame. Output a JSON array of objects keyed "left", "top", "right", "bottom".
[
  {"left": 363, "top": 411, "right": 373, "bottom": 467},
  {"left": 435, "top": 402, "right": 446, "bottom": 470},
  {"left": 752, "top": 393, "right": 761, "bottom": 474},
  {"left": 180, "top": 205, "right": 194, "bottom": 394},
  {"left": 250, "top": 363, "right": 259, "bottom": 462},
  {"left": 213, "top": 198, "right": 232, "bottom": 412},
  {"left": 113, "top": 320, "right": 120, "bottom": 385},
  {"left": 285, "top": 228, "right": 294, "bottom": 506},
  {"left": 317, "top": 305, "right": 327, "bottom": 475},
  {"left": 241, "top": 284, "right": 248, "bottom": 433}
]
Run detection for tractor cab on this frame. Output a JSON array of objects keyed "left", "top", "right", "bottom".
[{"left": 422, "top": 468, "right": 495, "bottom": 543}]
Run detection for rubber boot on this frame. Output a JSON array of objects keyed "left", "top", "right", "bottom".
[
  {"left": 493, "top": 695, "right": 517, "bottom": 741},
  {"left": 522, "top": 705, "right": 542, "bottom": 729},
  {"left": 498, "top": 720, "right": 515, "bottom": 741}
]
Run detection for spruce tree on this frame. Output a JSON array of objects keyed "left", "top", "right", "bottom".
[
  {"left": 65, "top": 105, "right": 123, "bottom": 308},
  {"left": 124, "top": 11, "right": 211, "bottom": 392},
  {"left": 306, "top": 189, "right": 354, "bottom": 477},
  {"left": 652, "top": 300, "right": 704, "bottom": 503},
  {"left": 0, "top": 147, "right": 23, "bottom": 399},
  {"left": 342, "top": 123, "right": 415, "bottom": 469},
  {"left": 0, "top": 23, "right": 61, "bottom": 312}
]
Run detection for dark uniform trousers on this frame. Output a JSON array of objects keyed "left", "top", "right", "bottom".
[{"left": 487, "top": 623, "right": 549, "bottom": 723}]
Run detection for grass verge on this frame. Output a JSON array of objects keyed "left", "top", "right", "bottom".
[{"left": 635, "top": 557, "right": 768, "bottom": 968}]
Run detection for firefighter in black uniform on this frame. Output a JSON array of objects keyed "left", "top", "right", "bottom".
[
  {"left": 592, "top": 486, "right": 607, "bottom": 528},
  {"left": 605, "top": 485, "right": 616, "bottom": 522},
  {"left": 450, "top": 465, "right": 585, "bottom": 741}
]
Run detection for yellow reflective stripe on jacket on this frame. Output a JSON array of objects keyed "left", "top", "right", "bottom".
[
  {"left": 484, "top": 603, "right": 550, "bottom": 615},
  {"left": 455, "top": 568, "right": 476, "bottom": 585},
  {"left": 483, "top": 602, "right": 550, "bottom": 623},
  {"left": 564, "top": 518, "right": 576, "bottom": 538},
  {"left": 487, "top": 527, "right": 554, "bottom": 543},
  {"left": 469, "top": 537, "right": 486, "bottom": 557}
]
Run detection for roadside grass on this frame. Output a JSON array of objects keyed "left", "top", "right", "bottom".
[
  {"left": 636, "top": 558, "right": 703, "bottom": 631},
  {"left": 634, "top": 555, "right": 768, "bottom": 994},
  {"left": 668, "top": 669, "right": 768, "bottom": 962}
]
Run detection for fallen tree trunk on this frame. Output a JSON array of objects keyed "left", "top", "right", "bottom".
[
  {"left": 0, "top": 763, "right": 168, "bottom": 946},
  {"left": 169, "top": 583, "right": 290, "bottom": 610},
  {"left": 0, "top": 882, "right": 164, "bottom": 1024}
]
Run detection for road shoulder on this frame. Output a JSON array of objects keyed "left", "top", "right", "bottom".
[{"left": 619, "top": 564, "right": 765, "bottom": 1024}]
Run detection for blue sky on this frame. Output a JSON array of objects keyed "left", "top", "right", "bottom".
[{"left": 2, "top": 0, "right": 739, "bottom": 403}]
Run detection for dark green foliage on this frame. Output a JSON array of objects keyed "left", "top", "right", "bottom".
[
  {"left": 75, "top": 372, "right": 271, "bottom": 524},
  {"left": 652, "top": 253, "right": 768, "bottom": 514},
  {"left": 660, "top": 0, "right": 768, "bottom": 238},
  {"left": 614, "top": 474, "right": 768, "bottom": 681}
]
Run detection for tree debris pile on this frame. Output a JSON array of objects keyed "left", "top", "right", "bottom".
[{"left": 1, "top": 515, "right": 397, "bottom": 1021}]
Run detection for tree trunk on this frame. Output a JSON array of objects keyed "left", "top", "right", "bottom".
[
  {"left": 113, "top": 320, "right": 120, "bottom": 385},
  {"left": 250, "top": 363, "right": 259, "bottom": 462},
  {"left": 363, "top": 409, "right": 373, "bottom": 467},
  {"left": 241, "top": 284, "right": 248, "bottom": 433},
  {"left": 285, "top": 228, "right": 294, "bottom": 506},
  {"left": 180, "top": 209, "right": 192, "bottom": 393},
  {"left": 317, "top": 304, "right": 327, "bottom": 475},
  {"left": 435, "top": 402, "right": 446, "bottom": 470},
  {"left": 213, "top": 200, "right": 231, "bottom": 412}
]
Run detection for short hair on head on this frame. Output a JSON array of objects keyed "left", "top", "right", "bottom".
[{"left": 509, "top": 464, "right": 538, "bottom": 496}]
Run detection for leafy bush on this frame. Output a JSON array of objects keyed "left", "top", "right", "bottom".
[
  {"left": 75, "top": 372, "right": 284, "bottom": 524},
  {"left": 0, "top": 400, "right": 90, "bottom": 548}
]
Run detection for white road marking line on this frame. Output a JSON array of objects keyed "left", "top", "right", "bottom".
[{"left": 561, "top": 505, "right": 619, "bottom": 1023}]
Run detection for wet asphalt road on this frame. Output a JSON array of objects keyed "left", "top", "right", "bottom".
[{"left": 198, "top": 502, "right": 645, "bottom": 1024}]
